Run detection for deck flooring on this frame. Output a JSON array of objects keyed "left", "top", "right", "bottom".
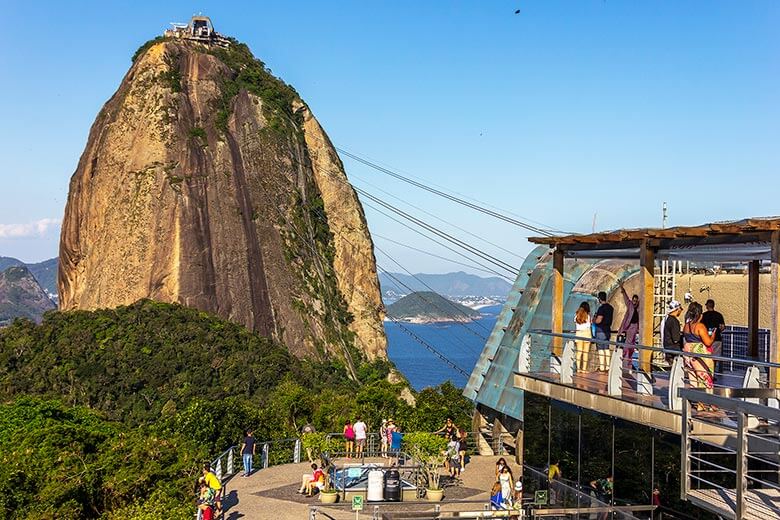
[{"left": 688, "top": 487, "right": 780, "bottom": 520}]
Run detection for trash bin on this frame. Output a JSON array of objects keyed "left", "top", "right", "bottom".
[
  {"left": 384, "top": 467, "right": 401, "bottom": 501},
  {"left": 367, "top": 469, "right": 384, "bottom": 501}
]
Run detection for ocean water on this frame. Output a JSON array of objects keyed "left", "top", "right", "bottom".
[{"left": 385, "top": 304, "right": 502, "bottom": 390}]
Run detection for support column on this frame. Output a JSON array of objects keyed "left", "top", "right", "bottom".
[
  {"left": 552, "top": 248, "right": 564, "bottom": 357},
  {"left": 749, "top": 260, "right": 760, "bottom": 359},
  {"left": 515, "top": 427, "right": 524, "bottom": 466},
  {"left": 771, "top": 232, "right": 780, "bottom": 387},
  {"left": 639, "top": 240, "right": 656, "bottom": 373}
]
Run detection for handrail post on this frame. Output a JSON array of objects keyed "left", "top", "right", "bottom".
[
  {"left": 736, "top": 411, "right": 747, "bottom": 520},
  {"left": 294, "top": 439, "right": 301, "bottom": 463},
  {"left": 262, "top": 443, "right": 269, "bottom": 469},
  {"left": 680, "top": 394, "right": 691, "bottom": 501},
  {"left": 561, "top": 340, "right": 575, "bottom": 384},
  {"left": 668, "top": 356, "right": 685, "bottom": 411},
  {"left": 608, "top": 347, "right": 624, "bottom": 397}
]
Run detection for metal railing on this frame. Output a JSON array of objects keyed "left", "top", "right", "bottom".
[
  {"left": 517, "top": 329, "right": 780, "bottom": 412},
  {"left": 198, "top": 437, "right": 302, "bottom": 519},
  {"left": 680, "top": 387, "right": 780, "bottom": 520}
]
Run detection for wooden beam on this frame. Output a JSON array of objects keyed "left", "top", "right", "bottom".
[
  {"left": 748, "top": 260, "right": 760, "bottom": 359},
  {"left": 771, "top": 231, "right": 780, "bottom": 387},
  {"left": 552, "top": 248, "right": 564, "bottom": 357},
  {"left": 639, "top": 240, "right": 655, "bottom": 373}
]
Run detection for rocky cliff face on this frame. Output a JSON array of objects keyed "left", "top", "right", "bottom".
[
  {"left": 0, "top": 266, "right": 56, "bottom": 325},
  {"left": 59, "top": 38, "right": 386, "bottom": 362}
]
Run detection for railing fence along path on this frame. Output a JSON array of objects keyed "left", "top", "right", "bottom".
[{"left": 199, "top": 430, "right": 500, "bottom": 519}]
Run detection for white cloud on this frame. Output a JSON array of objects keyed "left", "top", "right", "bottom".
[{"left": 0, "top": 218, "right": 61, "bottom": 239}]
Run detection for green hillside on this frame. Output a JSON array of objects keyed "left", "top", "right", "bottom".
[
  {"left": 387, "top": 291, "right": 480, "bottom": 322},
  {"left": 0, "top": 257, "right": 58, "bottom": 297},
  {"left": 0, "top": 266, "right": 55, "bottom": 325}
]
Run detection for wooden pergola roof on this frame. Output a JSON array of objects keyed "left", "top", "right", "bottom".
[{"left": 530, "top": 217, "right": 780, "bottom": 255}]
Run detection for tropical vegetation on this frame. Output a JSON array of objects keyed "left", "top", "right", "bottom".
[{"left": 0, "top": 300, "right": 473, "bottom": 518}]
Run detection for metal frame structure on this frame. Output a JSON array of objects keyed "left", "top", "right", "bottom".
[{"left": 679, "top": 387, "right": 780, "bottom": 520}]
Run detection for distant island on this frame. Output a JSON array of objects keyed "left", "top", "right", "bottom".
[
  {"left": 378, "top": 271, "right": 512, "bottom": 305},
  {"left": 386, "top": 291, "right": 481, "bottom": 323}
]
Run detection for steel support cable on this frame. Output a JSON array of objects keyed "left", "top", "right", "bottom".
[
  {"left": 375, "top": 264, "right": 485, "bottom": 358},
  {"left": 372, "top": 232, "right": 505, "bottom": 276},
  {"left": 361, "top": 200, "right": 514, "bottom": 282},
  {"left": 373, "top": 244, "right": 490, "bottom": 337},
  {"left": 337, "top": 147, "right": 558, "bottom": 237},
  {"left": 307, "top": 205, "right": 491, "bottom": 345},
  {"left": 253, "top": 178, "right": 477, "bottom": 378},
  {"left": 301, "top": 131, "right": 564, "bottom": 234},
  {"left": 354, "top": 187, "right": 520, "bottom": 276},
  {"left": 351, "top": 174, "right": 527, "bottom": 262},
  {"left": 306, "top": 162, "right": 518, "bottom": 281}
]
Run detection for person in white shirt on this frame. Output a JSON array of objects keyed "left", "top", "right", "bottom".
[
  {"left": 353, "top": 417, "right": 367, "bottom": 457},
  {"left": 575, "top": 302, "right": 592, "bottom": 373}
]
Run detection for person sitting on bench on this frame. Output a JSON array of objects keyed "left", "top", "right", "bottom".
[{"left": 298, "top": 463, "right": 325, "bottom": 496}]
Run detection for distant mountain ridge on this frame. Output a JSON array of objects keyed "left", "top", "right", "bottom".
[
  {"left": 0, "top": 266, "right": 56, "bottom": 325},
  {"left": 379, "top": 271, "right": 512, "bottom": 299},
  {"left": 386, "top": 291, "right": 480, "bottom": 323},
  {"left": 0, "top": 257, "right": 58, "bottom": 301}
]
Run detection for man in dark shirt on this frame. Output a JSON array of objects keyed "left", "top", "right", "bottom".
[
  {"left": 662, "top": 300, "right": 683, "bottom": 361},
  {"left": 241, "top": 429, "right": 256, "bottom": 477},
  {"left": 594, "top": 291, "right": 614, "bottom": 371},
  {"left": 702, "top": 299, "right": 725, "bottom": 374}
]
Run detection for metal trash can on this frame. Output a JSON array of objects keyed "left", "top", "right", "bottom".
[
  {"left": 367, "top": 469, "right": 384, "bottom": 501},
  {"left": 384, "top": 467, "right": 401, "bottom": 501}
]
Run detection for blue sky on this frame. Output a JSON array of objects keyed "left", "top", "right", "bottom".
[{"left": 0, "top": 1, "right": 777, "bottom": 277}]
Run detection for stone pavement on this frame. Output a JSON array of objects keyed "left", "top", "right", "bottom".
[{"left": 223, "top": 455, "right": 521, "bottom": 519}]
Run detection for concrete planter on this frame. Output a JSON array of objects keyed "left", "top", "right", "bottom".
[
  {"left": 426, "top": 488, "right": 444, "bottom": 502},
  {"left": 319, "top": 490, "right": 339, "bottom": 504}
]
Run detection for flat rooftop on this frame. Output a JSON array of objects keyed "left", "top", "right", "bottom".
[{"left": 529, "top": 217, "right": 780, "bottom": 260}]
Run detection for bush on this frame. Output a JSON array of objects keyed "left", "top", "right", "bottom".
[{"left": 403, "top": 432, "right": 449, "bottom": 490}]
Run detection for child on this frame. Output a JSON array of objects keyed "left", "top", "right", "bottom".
[
  {"left": 197, "top": 478, "right": 216, "bottom": 520},
  {"left": 490, "top": 481, "right": 504, "bottom": 510}
]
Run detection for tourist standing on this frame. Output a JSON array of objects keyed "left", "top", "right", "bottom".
[
  {"left": 458, "top": 428, "right": 468, "bottom": 471},
  {"left": 240, "top": 429, "right": 256, "bottom": 477},
  {"left": 302, "top": 423, "right": 316, "bottom": 463},
  {"left": 498, "top": 464, "right": 513, "bottom": 506},
  {"left": 683, "top": 302, "right": 717, "bottom": 396},
  {"left": 436, "top": 417, "right": 458, "bottom": 438},
  {"left": 447, "top": 433, "right": 461, "bottom": 478},
  {"left": 618, "top": 283, "right": 640, "bottom": 369},
  {"left": 380, "top": 419, "right": 389, "bottom": 458},
  {"left": 662, "top": 300, "right": 683, "bottom": 362},
  {"left": 594, "top": 291, "right": 614, "bottom": 371},
  {"left": 575, "top": 302, "right": 592, "bottom": 373},
  {"left": 353, "top": 417, "right": 367, "bottom": 457},
  {"left": 495, "top": 457, "right": 509, "bottom": 479},
  {"left": 702, "top": 299, "right": 725, "bottom": 374},
  {"left": 343, "top": 420, "right": 355, "bottom": 458}
]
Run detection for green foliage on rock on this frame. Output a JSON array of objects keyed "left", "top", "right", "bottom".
[
  {"left": 131, "top": 36, "right": 169, "bottom": 63},
  {"left": 207, "top": 39, "right": 300, "bottom": 133}
]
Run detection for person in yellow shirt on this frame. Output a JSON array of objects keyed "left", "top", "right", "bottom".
[{"left": 202, "top": 463, "right": 222, "bottom": 514}]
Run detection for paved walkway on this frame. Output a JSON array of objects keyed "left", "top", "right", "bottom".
[{"left": 223, "top": 455, "right": 520, "bottom": 519}]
